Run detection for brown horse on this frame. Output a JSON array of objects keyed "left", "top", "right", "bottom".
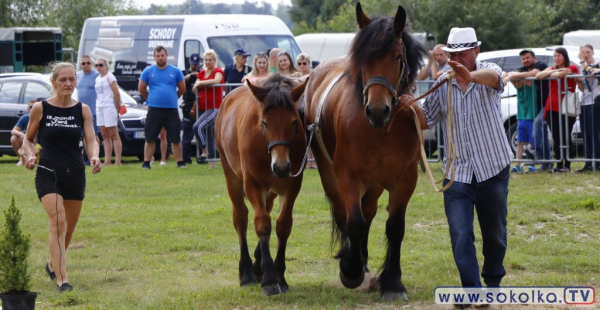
[
  {"left": 304, "top": 3, "right": 426, "bottom": 301},
  {"left": 215, "top": 75, "right": 307, "bottom": 296}
]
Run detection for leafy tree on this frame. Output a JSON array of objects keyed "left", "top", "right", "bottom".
[
  {"left": 241, "top": 1, "right": 272, "bottom": 15},
  {"left": 182, "top": 0, "right": 205, "bottom": 14},
  {"left": 0, "top": 0, "right": 46, "bottom": 27},
  {"left": 45, "top": 0, "right": 139, "bottom": 50},
  {"left": 289, "top": 0, "right": 347, "bottom": 31}
]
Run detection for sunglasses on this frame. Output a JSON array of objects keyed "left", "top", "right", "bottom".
[
  {"left": 297, "top": 61, "right": 308, "bottom": 66},
  {"left": 81, "top": 62, "right": 91, "bottom": 65},
  {"left": 95, "top": 63, "right": 104, "bottom": 67},
  {"left": 256, "top": 52, "right": 266, "bottom": 56},
  {"left": 28, "top": 105, "right": 34, "bottom": 109},
  {"left": 277, "top": 51, "right": 289, "bottom": 57}
]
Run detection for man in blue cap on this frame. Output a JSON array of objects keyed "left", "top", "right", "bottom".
[
  {"left": 181, "top": 53, "right": 202, "bottom": 164},
  {"left": 224, "top": 48, "right": 252, "bottom": 93}
]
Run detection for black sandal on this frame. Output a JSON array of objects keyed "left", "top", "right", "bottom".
[{"left": 45, "top": 262, "right": 56, "bottom": 280}]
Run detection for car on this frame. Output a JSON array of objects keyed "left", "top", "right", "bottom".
[{"left": 0, "top": 72, "right": 152, "bottom": 160}]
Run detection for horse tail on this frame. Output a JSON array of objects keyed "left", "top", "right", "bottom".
[{"left": 326, "top": 196, "right": 343, "bottom": 255}]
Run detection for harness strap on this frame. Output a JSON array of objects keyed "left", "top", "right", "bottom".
[
  {"left": 363, "top": 76, "right": 398, "bottom": 106},
  {"left": 313, "top": 73, "right": 344, "bottom": 164},
  {"left": 267, "top": 140, "right": 294, "bottom": 155}
]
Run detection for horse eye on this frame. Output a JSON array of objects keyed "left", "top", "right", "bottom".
[
  {"left": 262, "top": 121, "right": 267, "bottom": 128},
  {"left": 292, "top": 119, "right": 298, "bottom": 127},
  {"left": 395, "top": 55, "right": 402, "bottom": 61}
]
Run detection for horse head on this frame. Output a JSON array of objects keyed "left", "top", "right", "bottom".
[
  {"left": 352, "top": 3, "right": 410, "bottom": 128},
  {"left": 247, "top": 76, "right": 307, "bottom": 178}
]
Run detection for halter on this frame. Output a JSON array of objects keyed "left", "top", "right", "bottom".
[
  {"left": 261, "top": 121, "right": 297, "bottom": 156},
  {"left": 362, "top": 39, "right": 409, "bottom": 107}
]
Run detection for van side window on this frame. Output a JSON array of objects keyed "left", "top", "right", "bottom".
[{"left": 184, "top": 40, "right": 205, "bottom": 70}]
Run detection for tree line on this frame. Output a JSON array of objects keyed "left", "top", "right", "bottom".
[
  {"left": 0, "top": 0, "right": 291, "bottom": 52},
  {"left": 289, "top": 0, "right": 600, "bottom": 51},
  {"left": 3, "top": 0, "right": 599, "bottom": 56}
]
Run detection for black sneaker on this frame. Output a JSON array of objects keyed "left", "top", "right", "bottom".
[
  {"left": 177, "top": 162, "right": 187, "bottom": 168},
  {"left": 57, "top": 282, "right": 74, "bottom": 292},
  {"left": 141, "top": 162, "right": 151, "bottom": 169},
  {"left": 576, "top": 166, "right": 594, "bottom": 173},
  {"left": 45, "top": 262, "right": 56, "bottom": 281}
]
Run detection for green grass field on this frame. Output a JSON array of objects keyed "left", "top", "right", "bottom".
[{"left": 0, "top": 157, "right": 599, "bottom": 309}]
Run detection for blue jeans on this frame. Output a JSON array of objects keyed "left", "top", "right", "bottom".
[
  {"left": 532, "top": 110, "right": 551, "bottom": 164},
  {"left": 443, "top": 165, "right": 510, "bottom": 287}
]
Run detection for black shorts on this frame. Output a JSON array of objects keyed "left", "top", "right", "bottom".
[
  {"left": 35, "top": 167, "right": 86, "bottom": 201},
  {"left": 145, "top": 107, "right": 181, "bottom": 143}
]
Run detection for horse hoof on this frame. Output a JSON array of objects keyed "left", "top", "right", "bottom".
[
  {"left": 356, "top": 272, "right": 377, "bottom": 292},
  {"left": 339, "top": 267, "right": 365, "bottom": 289},
  {"left": 280, "top": 284, "right": 289, "bottom": 293},
  {"left": 262, "top": 283, "right": 282, "bottom": 296},
  {"left": 382, "top": 291, "right": 408, "bottom": 302},
  {"left": 240, "top": 274, "right": 258, "bottom": 287}
]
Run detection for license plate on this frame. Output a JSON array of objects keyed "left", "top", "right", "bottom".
[{"left": 134, "top": 131, "right": 145, "bottom": 139}]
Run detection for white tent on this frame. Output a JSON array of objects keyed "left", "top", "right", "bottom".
[{"left": 563, "top": 30, "right": 600, "bottom": 49}]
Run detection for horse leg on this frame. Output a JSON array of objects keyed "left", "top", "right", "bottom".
[
  {"left": 252, "top": 191, "right": 276, "bottom": 282},
  {"left": 379, "top": 172, "right": 418, "bottom": 302},
  {"left": 336, "top": 177, "right": 367, "bottom": 289},
  {"left": 222, "top": 158, "right": 256, "bottom": 286},
  {"left": 356, "top": 186, "right": 384, "bottom": 291},
  {"left": 273, "top": 180, "right": 301, "bottom": 293},
  {"left": 245, "top": 181, "right": 281, "bottom": 296}
]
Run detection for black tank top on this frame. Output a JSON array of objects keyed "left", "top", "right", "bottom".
[{"left": 38, "top": 100, "right": 85, "bottom": 169}]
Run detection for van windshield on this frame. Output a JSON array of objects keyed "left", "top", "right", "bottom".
[{"left": 207, "top": 35, "right": 301, "bottom": 67}]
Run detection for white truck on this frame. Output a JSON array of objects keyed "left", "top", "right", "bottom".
[{"left": 77, "top": 14, "right": 302, "bottom": 95}]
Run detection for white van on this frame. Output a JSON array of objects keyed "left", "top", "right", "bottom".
[{"left": 77, "top": 14, "right": 302, "bottom": 95}]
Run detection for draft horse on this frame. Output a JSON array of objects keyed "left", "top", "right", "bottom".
[
  {"left": 215, "top": 75, "right": 308, "bottom": 296},
  {"left": 304, "top": 3, "right": 426, "bottom": 301}
]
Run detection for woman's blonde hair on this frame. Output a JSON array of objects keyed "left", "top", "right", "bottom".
[
  {"left": 96, "top": 57, "right": 109, "bottom": 67},
  {"left": 249, "top": 53, "right": 269, "bottom": 76},
  {"left": 203, "top": 49, "right": 218, "bottom": 63},
  {"left": 296, "top": 52, "right": 311, "bottom": 63},
  {"left": 49, "top": 61, "right": 76, "bottom": 94}
]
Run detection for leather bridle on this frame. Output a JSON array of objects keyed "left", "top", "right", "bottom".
[
  {"left": 362, "top": 39, "right": 409, "bottom": 108},
  {"left": 261, "top": 120, "right": 298, "bottom": 155}
]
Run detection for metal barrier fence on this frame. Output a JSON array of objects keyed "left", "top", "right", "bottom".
[{"left": 193, "top": 77, "right": 600, "bottom": 170}]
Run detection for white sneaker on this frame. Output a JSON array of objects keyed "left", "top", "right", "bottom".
[
  {"left": 16, "top": 160, "right": 23, "bottom": 166},
  {"left": 159, "top": 161, "right": 167, "bottom": 166}
]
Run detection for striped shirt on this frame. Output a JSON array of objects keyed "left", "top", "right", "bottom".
[{"left": 423, "top": 61, "right": 514, "bottom": 183}]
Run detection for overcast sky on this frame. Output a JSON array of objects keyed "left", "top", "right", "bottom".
[{"left": 133, "top": 0, "right": 292, "bottom": 9}]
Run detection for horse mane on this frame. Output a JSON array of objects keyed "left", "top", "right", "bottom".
[
  {"left": 254, "top": 74, "right": 296, "bottom": 113},
  {"left": 346, "top": 16, "right": 427, "bottom": 104}
]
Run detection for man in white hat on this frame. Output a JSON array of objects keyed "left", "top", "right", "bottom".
[{"left": 405, "top": 27, "right": 514, "bottom": 293}]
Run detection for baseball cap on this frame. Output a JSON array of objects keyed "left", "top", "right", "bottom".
[
  {"left": 189, "top": 53, "right": 200, "bottom": 65},
  {"left": 234, "top": 48, "right": 251, "bottom": 56}
]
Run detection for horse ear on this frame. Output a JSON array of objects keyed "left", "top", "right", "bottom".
[
  {"left": 393, "top": 5, "right": 406, "bottom": 38},
  {"left": 355, "top": 2, "right": 371, "bottom": 29},
  {"left": 291, "top": 77, "right": 308, "bottom": 106},
  {"left": 246, "top": 79, "right": 268, "bottom": 103}
]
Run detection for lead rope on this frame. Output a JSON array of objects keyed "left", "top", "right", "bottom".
[
  {"left": 289, "top": 124, "right": 316, "bottom": 178},
  {"left": 399, "top": 72, "right": 457, "bottom": 192}
]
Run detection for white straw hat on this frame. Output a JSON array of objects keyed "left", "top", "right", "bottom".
[{"left": 442, "top": 27, "right": 482, "bottom": 52}]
